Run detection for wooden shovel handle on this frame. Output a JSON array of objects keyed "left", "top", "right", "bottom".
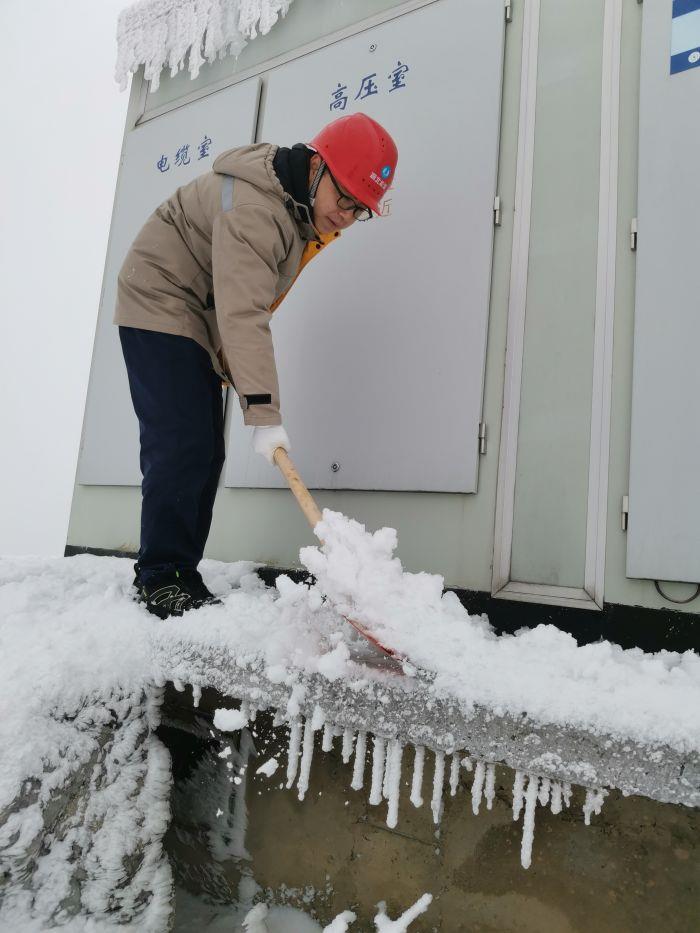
[{"left": 273, "top": 447, "right": 323, "bottom": 532}]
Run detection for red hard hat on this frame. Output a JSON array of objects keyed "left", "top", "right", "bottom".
[{"left": 309, "top": 113, "right": 398, "bottom": 215}]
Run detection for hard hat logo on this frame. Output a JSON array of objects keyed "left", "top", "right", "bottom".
[
  {"left": 369, "top": 171, "right": 389, "bottom": 191},
  {"left": 309, "top": 113, "right": 399, "bottom": 216}
]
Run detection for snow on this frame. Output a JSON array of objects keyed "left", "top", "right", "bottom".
[
  {"left": 257, "top": 757, "right": 279, "bottom": 777},
  {"left": 1, "top": 509, "right": 697, "bottom": 920},
  {"left": 374, "top": 894, "right": 433, "bottom": 931},
  {"left": 301, "top": 509, "right": 700, "bottom": 752},
  {"left": 236, "top": 895, "right": 432, "bottom": 933},
  {"left": 322, "top": 912, "right": 358, "bottom": 932},
  {"left": 241, "top": 897, "right": 431, "bottom": 932},
  {"left": 116, "top": 0, "right": 295, "bottom": 91},
  {"left": 213, "top": 707, "right": 248, "bottom": 731},
  {"left": 7, "top": 512, "right": 692, "bottom": 764}
]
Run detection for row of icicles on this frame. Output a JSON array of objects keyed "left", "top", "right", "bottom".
[{"left": 195, "top": 690, "right": 610, "bottom": 871}]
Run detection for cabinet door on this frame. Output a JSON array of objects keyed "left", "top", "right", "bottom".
[
  {"left": 225, "top": 0, "right": 504, "bottom": 492},
  {"left": 627, "top": 2, "right": 700, "bottom": 582},
  {"left": 77, "top": 78, "right": 261, "bottom": 485}
]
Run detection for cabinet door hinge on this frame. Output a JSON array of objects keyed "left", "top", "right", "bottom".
[
  {"left": 621, "top": 495, "right": 629, "bottom": 532},
  {"left": 505, "top": 0, "right": 513, "bottom": 22},
  {"left": 493, "top": 195, "right": 501, "bottom": 226},
  {"left": 479, "top": 422, "right": 487, "bottom": 455},
  {"left": 630, "top": 218, "right": 638, "bottom": 251}
]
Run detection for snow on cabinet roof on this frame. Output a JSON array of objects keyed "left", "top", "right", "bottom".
[{"left": 115, "top": 0, "right": 295, "bottom": 91}]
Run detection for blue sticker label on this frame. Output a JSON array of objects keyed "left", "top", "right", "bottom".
[
  {"left": 671, "top": 0, "right": 700, "bottom": 74},
  {"left": 381, "top": 165, "right": 392, "bottom": 179}
]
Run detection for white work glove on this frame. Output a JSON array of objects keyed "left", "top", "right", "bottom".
[{"left": 252, "top": 424, "right": 291, "bottom": 465}]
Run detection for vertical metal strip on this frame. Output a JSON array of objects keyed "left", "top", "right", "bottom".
[
  {"left": 584, "top": 0, "right": 623, "bottom": 607},
  {"left": 492, "top": 0, "right": 541, "bottom": 595}
]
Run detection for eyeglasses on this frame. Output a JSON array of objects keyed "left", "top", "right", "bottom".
[{"left": 327, "top": 169, "right": 374, "bottom": 222}]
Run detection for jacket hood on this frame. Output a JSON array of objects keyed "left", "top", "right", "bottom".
[
  {"left": 213, "top": 143, "right": 281, "bottom": 194},
  {"left": 212, "top": 143, "right": 320, "bottom": 241}
]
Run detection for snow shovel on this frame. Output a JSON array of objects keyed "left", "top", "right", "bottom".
[{"left": 272, "top": 447, "right": 407, "bottom": 667}]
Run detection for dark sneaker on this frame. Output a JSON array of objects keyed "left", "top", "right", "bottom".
[
  {"left": 178, "top": 568, "right": 223, "bottom": 607},
  {"left": 134, "top": 569, "right": 221, "bottom": 620}
]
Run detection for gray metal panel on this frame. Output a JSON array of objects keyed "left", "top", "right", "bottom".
[
  {"left": 77, "top": 79, "right": 261, "bottom": 485},
  {"left": 627, "top": 1, "right": 700, "bottom": 582},
  {"left": 225, "top": 0, "right": 504, "bottom": 492}
]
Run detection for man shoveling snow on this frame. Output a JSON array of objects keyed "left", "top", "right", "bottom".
[{"left": 113, "top": 113, "right": 398, "bottom": 620}]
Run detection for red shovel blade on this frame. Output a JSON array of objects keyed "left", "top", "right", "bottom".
[{"left": 341, "top": 612, "right": 405, "bottom": 664}]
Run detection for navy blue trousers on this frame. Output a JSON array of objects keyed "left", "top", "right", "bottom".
[{"left": 118, "top": 326, "right": 226, "bottom": 585}]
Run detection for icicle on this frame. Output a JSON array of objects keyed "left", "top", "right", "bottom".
[
  {"left": 386, "top": 741, "right": 404, "bottom": 829},
  {"left": 296, "top": 717, "right": 316, "bottom": 801},
  {"left": 240, "top": 700, "right": 250, "bottom": 723},
  {"left": 311, "top": 705, "right": 325, "bottom": 731},
  {"left": 341, "top": 728, "right": 355, "bottom": 764},
  {"left": 562, "top": 782, "right": 572, "bottom": 808},
  {"left": 461, "top": 755, "right": 473, "bottom": 772},
  {"left": 272, "top": 707, "right": 285, "bottom": 728},
  {"left": 351, "top": 731, "right": 367, "bottom": 791},
  {"left": 173, "top": 678, "right": 184, "bottom": 692},
  {"left": 449, "top": 752, "right": 460, "bottom": 797},
  {"left": 115, "top": 0, "right": 296, "bottom": 93},
  {"left": 321, "top": 723, "right": 334, "bottom": 752},
  {"left": 550, "top": 781, "right": 563, "bottom": 814},
  {"left": 471, "top": 761, "right": 486, "bottom": 816},
  {"left": 249, "top": 707, "right": 258, "bottom": 723},
  {"left": 512, "top": 770, "right": 525, "bottom": 820},
  {"left": 285, "top": 718, "right": 302, "bottom": 789},
  {"left": 582, "top": 787, "right": 608, "bottom": 825},
  {"left": 382, "top": 739, "right": 393, "bottom": 801},
  {"left": 191, "top": 683, "right": 201, "bottom": 708},
  {"left": 369, "top": 736, "right": 387, "bottom": 806},
  {"left": 537, "top": 776, "right": 551, "bottom": 807},
  {"left": 431, "top": 750, "right": 445, "bottom": 824},
  {"left": 520, "top": 774, "right": 540, "bottom": 870},
  {"left": 410, "top": 746, "right": 425, "bottom": 808},
  {"left": 484, "top": 762, "right": 496, "bottom": 810}
]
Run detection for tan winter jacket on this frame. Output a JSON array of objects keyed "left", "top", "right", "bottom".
[{"left": 113, "top": 143, "right": 340, "bottom": 426}]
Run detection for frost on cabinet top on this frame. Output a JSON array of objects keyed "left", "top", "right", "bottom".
[
  {"left": 115, "top": 0, "right": 411, "bottom": 109},
  {"left": 115, "top": 0, "right": 296, "bottom": 92}
]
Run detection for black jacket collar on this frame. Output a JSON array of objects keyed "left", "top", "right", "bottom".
[{"left": 272, "top": 143, "right": 318, "bottom": 237}]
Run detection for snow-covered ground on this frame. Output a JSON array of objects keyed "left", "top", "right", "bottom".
[
  {"left": 1, "top": 509, "right": 699, "bottom": 926},
  {"left": 4, "top": 507, "right": 698, "bottom": 793}
]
